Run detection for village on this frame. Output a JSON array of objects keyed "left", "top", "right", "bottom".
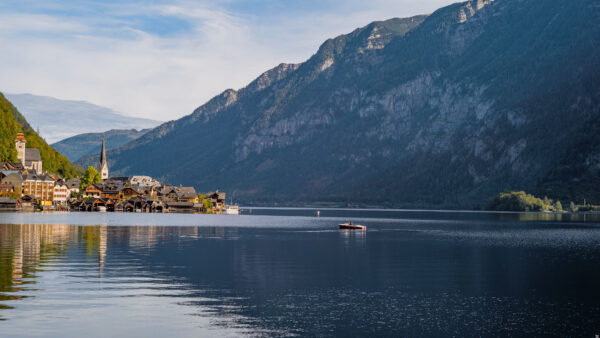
[{"left": 0, "top": 133, "right": 238, "bottom": 214}]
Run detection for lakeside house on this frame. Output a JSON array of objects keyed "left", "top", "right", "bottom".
[
  {"left": 206, "top": 191, "right": 227, "bottom": 211},
  {"left": 65, "top": 178, "right": 81, "bottom": 195},
  {"left": 53, "top": 182, "right": 69, "bottom": 205},
  {"left": 0, "top": 197, "right": 19, "bottom": 211},
  {"left": 1, "top": 173, "right": 56, "bottom": 204},
  {"left": 82, "top": 185, "right": 102, "bottom": 199}
]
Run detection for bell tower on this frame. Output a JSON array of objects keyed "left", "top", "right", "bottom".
[{"left": 14, "top": 132, "right": 26, "bottom": 164}]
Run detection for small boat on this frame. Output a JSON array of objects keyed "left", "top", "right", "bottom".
[
  {"left": 339, "top": 222, "right": 366, "bottom": 230},
  {"left": 97, "top": 206, "right": 107, "bottom": 212},
  {"left": 224, "top": 205, "right": 240, "bottom": 215}
]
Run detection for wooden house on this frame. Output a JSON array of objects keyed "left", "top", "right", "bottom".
[
  {"left": 121, "top": 187, "right": 142, "bottom": 200},
  {"left": 167, "top": 201, "right": 201, "bottom": 213},
  {"left": 206, "top": 191, "right": 226, "bottom": 211},
  {"left": 0, "top": 197, "right": 18, "bottom": 211},
  {"left": 177, "top": 187, "right": 198, "bottom": 203},
  {"left": 82, "top": 185, "right": 102, "bottom": 199}
]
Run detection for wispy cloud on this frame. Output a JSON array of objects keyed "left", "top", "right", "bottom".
[{"left": 0, "top": 0, "right": 455, "bottom": 121}]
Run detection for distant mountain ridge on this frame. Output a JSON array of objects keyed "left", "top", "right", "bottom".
[
  {"left": 6, "top": 93, "right": 162, "bottom": 143},
  {"left": 85, "top": 0, "right": 600, "bottom": 207},
  {"left": 52, "top": 129, "right": 150, "bottom": 163},
  {"left": 0, "top": 93, "right": 80, "bottom": 178}
]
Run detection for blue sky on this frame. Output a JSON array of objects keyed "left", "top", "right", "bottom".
[{"left": 0, "top": 0, "right": 456, "bottom": 120}]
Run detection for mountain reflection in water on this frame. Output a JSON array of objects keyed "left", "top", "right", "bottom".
[{"left": 0, "top": 212, "right": 599, "bottom": 337}]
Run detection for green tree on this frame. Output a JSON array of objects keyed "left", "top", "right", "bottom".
[
  {"left": 81, "top": 166, "right": 101, "bottom": 187},
  {"left": 198, "top": 194, "right": 214, "bottom": 214},
  {"left": 569, "top": 201, "right": 577, "bottom": 212},
  {"left": 486, "top": 191, "right": 549, "bottom": 212},
  {"left": 554, "top": 201, "right": 563, "bottom": 212}
]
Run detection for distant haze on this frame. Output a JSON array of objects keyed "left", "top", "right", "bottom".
[{"left": 6, "top": 93, "right": 162, "bottom": 143}]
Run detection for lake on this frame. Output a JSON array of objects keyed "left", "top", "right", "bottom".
[{"left": 0, "top": 209, "right": 599, "bottom": 337}]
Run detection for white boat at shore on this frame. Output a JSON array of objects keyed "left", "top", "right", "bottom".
[
  {"left": 97, "top": 206, "right": 107, "bottom": 212},
  {"left": 224, "top": 205, "right": 240, "bottom": 215}
]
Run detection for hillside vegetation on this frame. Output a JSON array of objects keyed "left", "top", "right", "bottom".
[
  {"left": 0, "top": 93, "right": 81, "bottom": 178},
  {"left": 486, "top": 191, "right": 563, "bottom": 212}
]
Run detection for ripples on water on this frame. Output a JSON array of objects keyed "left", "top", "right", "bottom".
[{"left": 0, "top": 210, "right": 599, "bottom": 337}]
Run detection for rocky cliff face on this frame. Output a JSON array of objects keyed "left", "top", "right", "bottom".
[{"left": 89, "top": 0, "right": 600, "bottom": 207}]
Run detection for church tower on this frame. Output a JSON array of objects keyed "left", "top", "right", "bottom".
[
  {"left": 99, "top": 133, "right": 109, "bottom": 180},
  {"left": 15, "top": 132, "right": 26, "bottom": 164}
]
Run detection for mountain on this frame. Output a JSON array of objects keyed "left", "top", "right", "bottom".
[
  {"left": 0, "top": 93, "right": 81, "bottom": 178},
  {"left": 52, "top": 129, "right": 150, "bottom": 162},
  {"left": 87, "top": 0, "right": 600, "bottom": 207},
  {"left": 5, "top": 93, "right": 161, "bottom": 143}
]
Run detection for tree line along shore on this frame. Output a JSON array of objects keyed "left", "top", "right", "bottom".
[{"left": 485, "top": 191, "right": 596, "bottom": 213}]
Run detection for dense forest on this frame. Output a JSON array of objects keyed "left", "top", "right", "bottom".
[{"left": 0, "top": 93, "right": 81, "bottom": 178}]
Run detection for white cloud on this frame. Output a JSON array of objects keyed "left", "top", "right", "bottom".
[
  {"left": 0, "top": 13, "right": 87, "bottom": 33},
  {"left": 0, "top": 0, "right": 455, "bottom": 121}
]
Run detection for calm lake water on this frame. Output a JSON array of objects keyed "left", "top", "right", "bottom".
[{"left": 1, "top": 209, "right": 599, "bottom": 337}]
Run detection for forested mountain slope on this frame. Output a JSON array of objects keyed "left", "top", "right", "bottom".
[{"left": 0, "top": 93, "right": 80, "bottom": 178}]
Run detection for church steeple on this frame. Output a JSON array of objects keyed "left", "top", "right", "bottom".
[{"left": 99, "top": 133, "right": 109, "bottom": 180}]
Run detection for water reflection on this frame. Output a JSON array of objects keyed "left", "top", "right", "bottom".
[
  {"left": 0, "top": 225, "right": 72, "bottom": 302},
  {"left": 0, "top": 224, "right": 257, "bottom": 337},
  {"left": 0, "top": 219, "right": 599, "bottom": 337}
]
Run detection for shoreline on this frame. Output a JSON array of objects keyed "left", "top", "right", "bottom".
[{"left": 2, "top": 207, "right": 600, "bottom": 217}]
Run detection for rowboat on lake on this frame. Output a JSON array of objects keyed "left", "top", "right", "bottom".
[{"left": 339, "top": 222, "right": 366, "bottom": 230}]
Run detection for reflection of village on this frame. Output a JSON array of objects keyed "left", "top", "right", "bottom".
[
  {"left": 0, "top": 133, "right": 239, "bottom": 214},
  {"left": 0, "top": 224, "right": 228, "bottom": 308}
]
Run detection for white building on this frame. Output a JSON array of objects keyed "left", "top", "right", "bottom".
[
  {"left": 53, "top": 183, "right": 69, "bottom": 205},
  {"left": 130, "top": 176, "right": 160, "bottom": 187}
]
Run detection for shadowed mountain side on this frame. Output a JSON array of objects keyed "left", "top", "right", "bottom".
[
  {"left": 80, "top": 0, "right": 600, "bottom": 207},
  {"left": 53, "top": 129, "right": 150, "bottom": 162}
]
